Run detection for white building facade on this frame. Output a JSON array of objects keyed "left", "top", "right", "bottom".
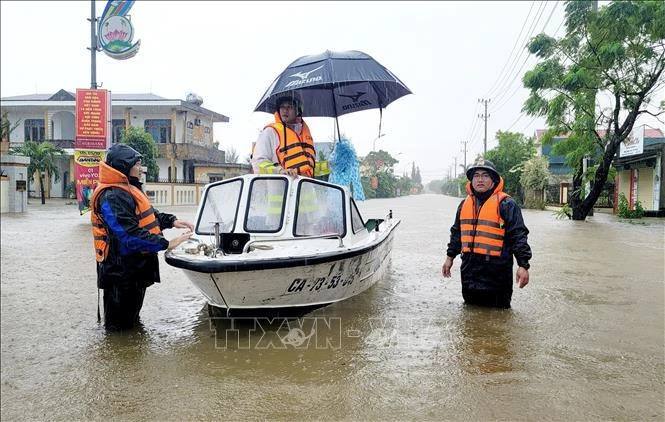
[{"left": 1, "top": 89, "right": 233, "bottom": 198}]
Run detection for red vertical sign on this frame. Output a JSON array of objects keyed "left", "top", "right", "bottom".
[
  {"left": 75, "top": 89, "right": 108, "bottom": 149},
  {"left": 75, "top": 89, "right": 110, "bottom": 214}
]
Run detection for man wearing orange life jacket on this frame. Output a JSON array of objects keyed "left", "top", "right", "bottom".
[
  {"left": 251, "top": 94, "right": 316, "bottom": 177},
  {"left": 90, "top": 144, "right": 194, "bottom": 331},
  {"left": 441, "top": 159, "right": 532, "bottom": 308}
]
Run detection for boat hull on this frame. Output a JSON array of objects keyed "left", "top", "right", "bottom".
[{"left": 169, "top": 224, "right": 397, "bottom": 311}]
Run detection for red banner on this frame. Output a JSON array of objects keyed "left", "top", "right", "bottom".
[{"left": 75, "top": 89, "right": 109, "bottom": 150}]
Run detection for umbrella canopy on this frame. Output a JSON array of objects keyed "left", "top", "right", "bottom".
[{"left": 254, "top": 50, "right": 412, "bottom": 118}]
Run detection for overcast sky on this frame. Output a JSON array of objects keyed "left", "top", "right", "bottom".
[{"left": 1, "top": 1, "right": 663, "bottom": 183}]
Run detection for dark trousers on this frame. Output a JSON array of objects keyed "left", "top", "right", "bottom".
[
  {"left": 462, "top": 288, "right": 512, "bottom": 309},
  {"left": 103, "top": 284, "right": 146, "bottom": 331}
]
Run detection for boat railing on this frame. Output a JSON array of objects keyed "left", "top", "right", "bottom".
[{"left": 243, "top": 233, "right": 344, "bottom": 253}]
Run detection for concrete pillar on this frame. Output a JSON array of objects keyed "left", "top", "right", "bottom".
[{"left": 0, "top": 153, "right": 30, "bottom": 213}]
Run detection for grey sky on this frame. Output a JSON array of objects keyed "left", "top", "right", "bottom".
[{"left": 1, "top": 1, "right": 662, "bottom": 182}]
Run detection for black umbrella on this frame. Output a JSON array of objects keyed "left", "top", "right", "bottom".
[{"left": 254, "top": 50, "right": 412, "bottom": 138}]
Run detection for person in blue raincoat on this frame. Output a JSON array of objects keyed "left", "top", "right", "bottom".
[{"left": 90, "top": 144, "right": 194, "bottom": 331}]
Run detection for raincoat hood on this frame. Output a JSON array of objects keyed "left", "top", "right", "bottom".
[{"left": 106, "top": 144, "right": 142, "bottom": 177}]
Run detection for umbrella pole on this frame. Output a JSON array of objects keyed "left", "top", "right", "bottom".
[
  {"left": 378, "top": 108, "right": 383, "bottom": 139},
  {"left": 335, "top": 116, "right": 341, "bottom": 142},
  {"left": 331, "top": 84, "right": 341, "bottom": 142}
]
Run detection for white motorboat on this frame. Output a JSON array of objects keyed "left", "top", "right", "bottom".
[{"left": 165, "top": 174, "right": 400, "bottom": 315}]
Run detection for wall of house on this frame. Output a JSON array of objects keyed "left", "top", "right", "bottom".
[
  {"left": 51, "top": 111, "right": 75, "bottom": 139},
  {"left": 194, "top": 164, "right": 251, "bottom": 183},
  {"left": 156, "top": 157, "right": 181, "bottom": 181},
  {"left": 0, "top": 154, "right": 30, "bottom": 212},
  {"left": 7, "top": 111, "right": 46, "bottom": 142},
  {"left": 1, "top": 175, "right": 8, "bottom": 213},
  {"left": 617, "top": 170, "right": 631, "bottom": 205},
  {"left": 638, "top": 167, "right": 654, "bottom": 210}
]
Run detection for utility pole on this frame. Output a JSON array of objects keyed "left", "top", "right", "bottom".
[
  {"left": 453, "top": 156, "right": 457, "bottom": 178},
  {"left": 461, "top": 140, "right": 468, "bottom": 172},
  {"left": 88, "top": 0, "right": 98, "bottom": 89},
  {"left": 478, "top": 98, "right": 490, "bottom": 155}
]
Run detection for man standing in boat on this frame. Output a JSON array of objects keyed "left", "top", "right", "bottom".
[
  {"left": 251, "top": 92, "right": 316, "bottom": 177},
  {"left": 90, "top": 144, "right": 195, "bottom": 331},
  {"left": 441, "top": 159, "right": 532, "bottom": 308}
]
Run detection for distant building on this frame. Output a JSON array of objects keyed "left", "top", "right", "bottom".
[
  {"left": 614, "top": 127, "right": 664, "bottom": 216},
  {"left": 0, "top": 89, "right": 249, "bottom": 198},
  {"left": 535, "top": 127, "right": 665, "bottom": 214}
]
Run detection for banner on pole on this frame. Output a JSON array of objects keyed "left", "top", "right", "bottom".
[
  {"left": 75, "top": 149, "right": 106, "bottom": 214},
  {"left": 75, "top": 88, "right": 109, "bottom": 150}
]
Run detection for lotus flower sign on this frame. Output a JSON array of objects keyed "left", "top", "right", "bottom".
[{"left": 98, "top": 0, "right": 140, "bottom": 60}]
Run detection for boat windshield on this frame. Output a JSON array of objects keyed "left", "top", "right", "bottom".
[
  {"left": 294, "top": 179, "right": 346, "bottom": 237},
  {"left": 245, "top": 177, "right": 288, "bottom": 233},
  {"left": 196, "top": 179, "right": 243, "bottom": 234}
]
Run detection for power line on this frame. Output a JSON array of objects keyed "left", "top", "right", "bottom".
[
  {"left": 495, "top": 5, "right": 567, "bottom": 134},
  {"left": 483, "top": 1, "right": 537, "bottom": 99},
  {"left": 485, "top": 1, "right": 548, "bottom": 104},
  {"left": 496, "top": 3, "right": 559, "bottom": 113}
]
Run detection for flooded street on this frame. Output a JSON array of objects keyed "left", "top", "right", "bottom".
[{"left": 1, "top": 194, "right": 663, "bottom": 421}]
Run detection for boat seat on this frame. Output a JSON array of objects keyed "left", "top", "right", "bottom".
[{"left": 365, "top": 219, "right": 384, "bottom": 232}]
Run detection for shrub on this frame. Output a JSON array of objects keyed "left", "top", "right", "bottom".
[{"left": 617, "top": 193, "right": 644, "bottom": 218}]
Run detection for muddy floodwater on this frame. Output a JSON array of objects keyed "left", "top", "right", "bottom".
[{"left": 1, "top": 194, "right": 663, "bottom": 421}]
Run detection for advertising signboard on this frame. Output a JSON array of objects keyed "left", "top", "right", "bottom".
[{"left": 75, "top": 149, "right": 106, "bottom": 214}]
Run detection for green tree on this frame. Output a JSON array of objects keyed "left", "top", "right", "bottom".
[
  {"left": 520, "top": 156, "right": 551, "bottom": 209},
  {"left": 484, "top": 131, "right": 536, "bottom": 203},
  {"left": 121, "top": 126, "right": 159, "bottom": 181},
  {"left": 10, "top": 141, "right": 64, "bottom": 204},
  {"left": 360, "top": 150, "right": 401, "bottom": 198},
  {"left": 1, "top": 110, "right": 20, "bottom": 143},
  {"left": 439, "top": 175, "right": 466, "bottom": 197},
  {"left": 523, "top": 0, "right": 665, "bottom": 220},
  {"left": 395, "top": 174, "right": 412, "bottom": 196}
]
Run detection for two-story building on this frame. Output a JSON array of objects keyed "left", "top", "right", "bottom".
[{"left": 1, "top": 89, "right": 248, "bottom": 199}]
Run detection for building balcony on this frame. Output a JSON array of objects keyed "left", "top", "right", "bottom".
[
  {"left": 157, "top": 143, "right": 225, "bottom": 163},
  {"left": 9, "top": 139, "right": 75, "bottom": 150}
]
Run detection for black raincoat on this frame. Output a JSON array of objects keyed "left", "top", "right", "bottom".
[{"left": 446, "top": 191, "right": 532, "bottom": 308}]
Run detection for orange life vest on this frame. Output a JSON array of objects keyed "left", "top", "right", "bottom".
[
  {"left": 265, "top": 112, "right": 315, "bottom": 177},
  {"left": 90, "top": 162, "right": 162, "bottom": 262},
  {"left": 460, "top": 178, "right": 509, "bottom": 257}
]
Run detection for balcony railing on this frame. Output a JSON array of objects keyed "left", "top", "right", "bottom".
[{"left": 9, "top": 139, "right": 75, "bottom": 149}]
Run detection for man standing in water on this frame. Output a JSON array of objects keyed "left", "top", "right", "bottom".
[
  {"left": 91, "top": 144, "right": 194, "bottom": 331},
  {"left": 442, "top": 159, "right": 531, "bottom": 308}
]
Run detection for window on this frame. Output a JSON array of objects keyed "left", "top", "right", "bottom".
[
  {"left": 144, "top": 119, "right": 171, "bottom": 143},
  {"left": 112, "top": 119, "right": 125, "bottom": 144},
  {"left": 350, "top": 199, "right": 366, "bottom": 234},
  {"left": 197, "top": 179, "right": 243, "bottom": 235},
  {"left": 295, "top": 180, "right": 345, "bottom": 237},
  {"left": 24, "top": 119, "right": 45, "bottom": 141},
  {"left": 208, "top": 173, "right": 225, "bottom": 183},
  {"left": 245, "top": 178, "right": 287, "bottom": 233}
]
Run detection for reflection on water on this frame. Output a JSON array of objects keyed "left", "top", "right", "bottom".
[
  {"left": 455, "top": 307, "right": 517, "bottom": 376},
  {"left": 1, "top": 197, "right": 663, "bottom": 420}
]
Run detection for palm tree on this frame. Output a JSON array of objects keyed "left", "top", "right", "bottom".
[{"left": 11, "top": 141, "right": 64, "bottom": 204}]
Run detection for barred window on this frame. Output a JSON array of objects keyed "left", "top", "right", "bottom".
[
  {"left": 24, "top": 119, "right": 45, "bottom": 141},
  {"left": 144, "top": 119, "right": 171, "bottom": 143}
]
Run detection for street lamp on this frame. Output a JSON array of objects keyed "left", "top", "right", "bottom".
[{"left": 373, "top": 133, "right": 387, "bottom": 151}]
